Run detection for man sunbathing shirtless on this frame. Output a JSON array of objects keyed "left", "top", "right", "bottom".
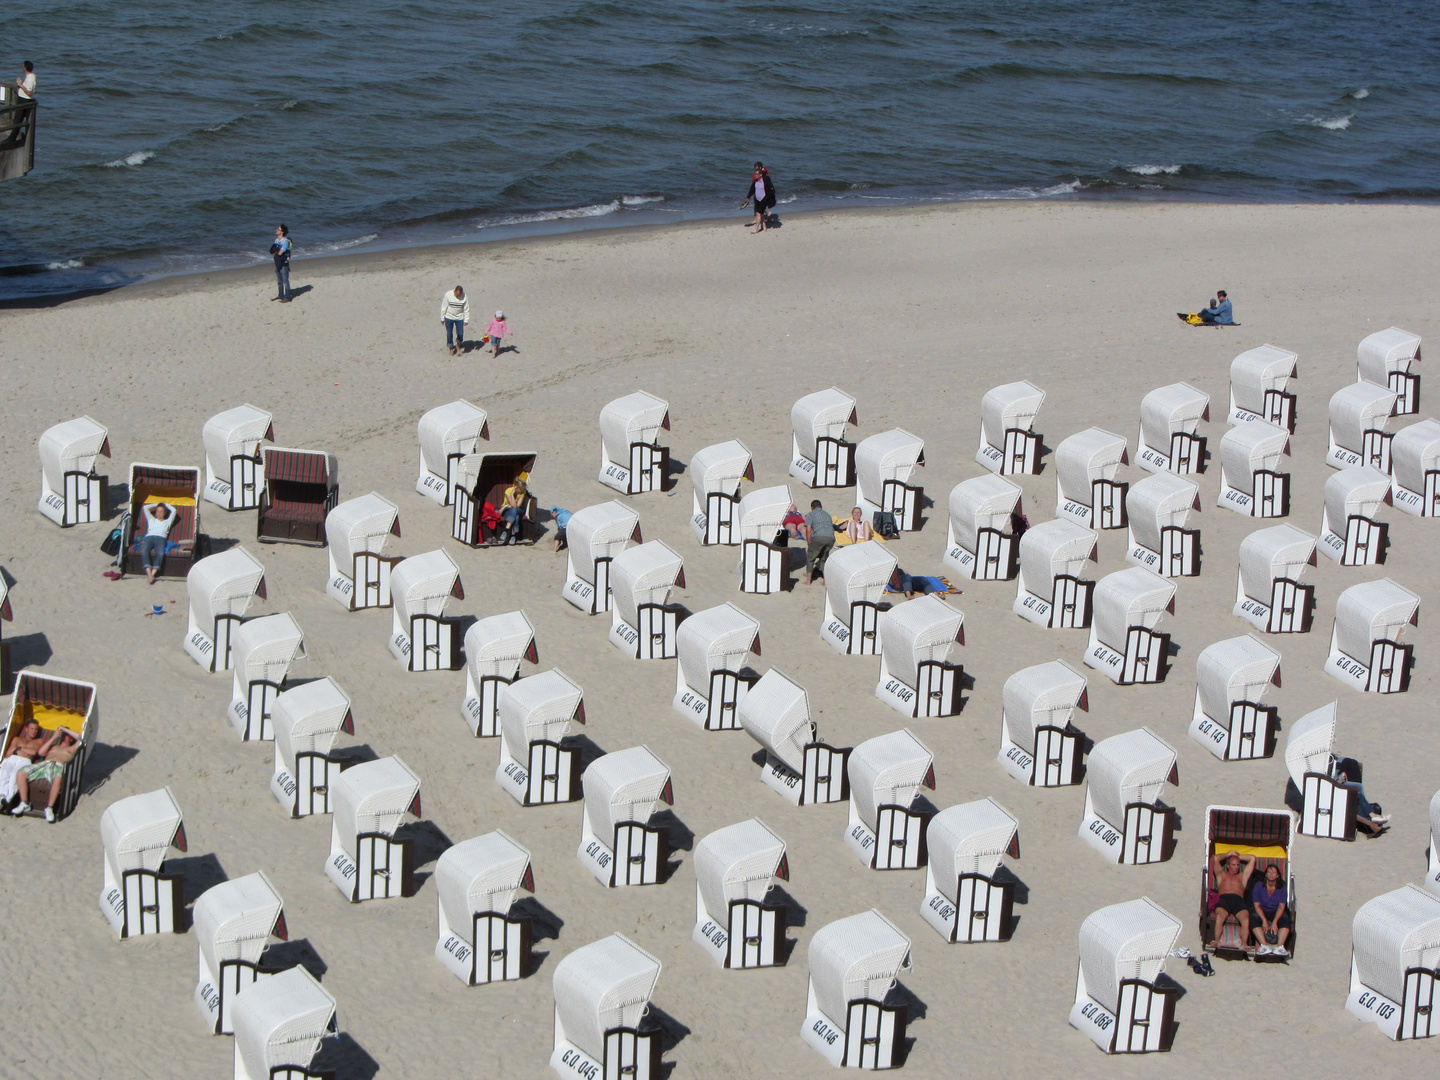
[
  {"left": 1, "top": 719, "right": 47, "bottom": 808},
  {"left": 1210, "top": 850, "right": 1257, "bottom": 950},
  {"left": 10, "top": 726, "right": 82, "bottom": 823}
]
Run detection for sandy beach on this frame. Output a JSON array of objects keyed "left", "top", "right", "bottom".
[{"left": 1, "top": 200, "right": 1437, "bottom": 1079}]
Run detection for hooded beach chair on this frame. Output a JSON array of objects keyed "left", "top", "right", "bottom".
[
  {"left": 1358, "top": 326, "right": 1422, "bottom": 416},
  {"left": 608, "top": 540, "right": 685, "bottom": 659},
  {"left": 550, "top": 934, "right": 663, "bottom": 1079},
  {"left": 37, "top": 415, "right": 109, "bottom": 526},
  {"left": 875, "top": 595, "right": 964, "bottom": 718},
  {"left": 269, "top": 677, "right": 354, "bottom": 818},
  {"left": 193, "top": 871, "right": 287, "bottom": 1035},
  {"left": 230, "top": 966, "right": 337, "bottom": 1080},
  {"left": 855, "top": 428, "right": 926, "bottom": 532},
  {"left": 919, "top": 799, "right": 1020, "bottom": 944},
  {"left": 1325, "top": 577, "right": 1419, "bottom": 693},
  {"left": 673, "top": 603, "right": 760, "bottom": 730},
  {"left": 1070, "top": 898, "right": 1181, "bottom": 1053},
  {"left": 977, "top": 380, "right": 1045, "bottom": 475},
  {"left": 184, "top": 547, "right": 267, "bottom": 672},
  {"left": 325, "top": 755, "right": 421, "bottom": 902},
  {"left": 387, "top": 550, "right": 463, "bottom": 671},
  {"left": 943, "top": 474, "right": 1022, "bottom": 580},
  {"left": 1429, "top": 790, "right": 1440, "bottom": 896},
  {"left": 578, "top": 745, "right": 674, "bottom": 887},
  {"left": 495, "top": 668, "right": 586, "bottom": 806},
  {"left": 1136, "top": 382, "right": 1209, "bottom": 475},
  {"left": 800, "top": 910, "right": 913, "bottom": 1069},
  {"left": 1319, "top": 466, "right": 1392, "bottom": 565},
  {"left": 1228, "top": 344, "right": 1298, "bottom": 432},
  {"left": 821, "top": 540, "right": 898, "bottom": 655},
  {"left": 461, "top": 610, "right": 538, "bottom": 737},
  {"left": 99, "top": 787, "right": 186, "bottom": 938},
  {"left": 599, "top": 391, "right": 670, "bottom": 494},
  {"left": 1079, "top": 728, "right": 1179, "bottom": 865},
  {"left": 324, "top": 492, "right": 401, "bottom": 610},
  {"left": 1234, "top": 523, "right": 1317, "bottom": 633},
  {"left": 257, "top": 448, "right": 338, "bottom": 546},
  {"left": 1056, "top": 427, "right": 1129, "bottom": 530},
  {"left": 435, "top": 831, "right": 536, "bottom": 986},
  {"left": 845, "top": 730, "right": 936, "bottom": 871},
  {"left": 1391, "top": 417, "right": 1440, "bottom": 517},
  {"left": 998, "top": 659, "right": 1088, "bottom": 787},
  {"left": 227, "top": 612, "right": 305, "bottom": 741},
  {"left": 1346, "top": 884, "right": 1440, "bottom": 1040},
  {"left": 1013, "top": 518, "right": 1098, "bottom": 628},
  {"left": 1284, "top": 701, "right": 1361, "bottom": 839},
  {"left": 0, "top": 573, "right": 10, "bottom": 691},
  {"left": 740, "top": 668, "right": 851, "bottom": 806},
  {"left": 1190, "top": 635, "right": 1281, "bottom": 761},
  {"left": 1201, "top": 806, "right": 1296, "bottom": 960},
  {"left": 692, "top": 818, "right": 789, "bottom": 969},
  {"left": 1328, "top": 382, "right": 1398, "bottom": 471},
  {"left": 3, "top": 670, "right": 98, "bottom": 821},
  {"left": 1217, "top": 420, "right": 1291, "bottom": 517},
  {"left": 450, "top": 451, "right": 538, "bottom": 546},
  {"left": 1085, "top": 567, "right": 1175, "bottom": 685},
  {"left": 790, "top": 387, "right": 858, "bottom": 488},
  {"left": 121, "top": 463, "right": 204, "bottom": 579},
  {"left": 416, "top": 398, "right": 488, "bottom": 505},
  {"left": 737, "top": 484, "right": 794, "bottom": 593},
  {"left": 689, "top": 439, "right": 753, "bottom": 544},
  {"left": 562, "top": 500, "right": 641, "bottom": 614},
  {"left": 1125, "top": 473, "right": 1200, "bottom": 577},
  {"left": 202, "top": 405, "right": 274, "bottom": 511}
]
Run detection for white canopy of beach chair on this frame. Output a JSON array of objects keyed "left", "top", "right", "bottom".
[
  {"left": 272, "top": 677, "right": 352, "bottom": 774},
  {"left": 499, "top": 668, "right": 584, "bottom": 751},
  {"left": 849, "top": 729, "right": 933, "bottom": 828},
  {"left": 1003, "top": 660, "right": 1087, "bottom": 751},
  {"left": 739, "top": 669, "right": 814, "bottom": 775},
  {"left": 676, "top": 604, "right": 759, "bottom": 696},
  {"left": 1221, "top": 420, "right": 1289, "bottom": 485},
  {"left": 808, "top": 910, "right": 911, "bottom": 1031},
  {"left": 231, "top": 966, "right": 335, "bottom": 1080},
  {"left": 465, "top": 611, "right": 536, "bottom": 682},
  {"left": 203, "top": 405, "right": 273, "bottom": 475},
  {"left": 391, "top": 550, "right": 461, "bottom": 621},
  {"left": 610, "top": 540, "right": 683, "bottom": 627},
  {"left": 231, "top": 613, "right": 305, "bottom": 702},
  {"left": 39, "top": 415, "right": 108, "bottom": 493},
  {"left": 194, "top": 871, "right": 285, "bottom": 993},
  {"left": 737, "top": 484, "right": 791, "bottom": 541},
  {"left": 331, "top": 756, "right": 420, "bottom": 856},
  {"left": 981, "top": 381, "right": 1045, "bottom": 445},
  {"left": 1056, "top": 427, "right": 1127, "bottom": 504},
  {"left": 1358, "top": 327, "right": 1421, "bottom": 386},
  {"left": 1283, "top": 702, "right": 1337, "bottom": 789},
  {"left": 1352, "top": 884, "right": 1440, "bottom": 1009},
  {"left": 1077, "top": 898, "right": 1181, "bottom": 1016},
  {"left": 552, "top": 934, "right": 661, "bottom": 1062},
  {"left": 1092, "top": 567, "right": 1174, "bottom": 648},
  {"left": 1087, "top": 728, "right": 1177, "bottom": 831},
  {"left": 600, "top": 392, "right": 669, "bottom": 466},
  {"left": 926, "top": 799, "right": 1018, "bottom": 901},
  {"left": 1230, "top": 345, "right": 1298, "bottom": 417},
  {"left": 101, "top": 787, "right": 183, "bottom": 882},
  {"left": 793, "top": 387, "right": 857, "bottom": 447},
  {"left": 1140, "top": 383, "right": 1209, "bottom": 455},
  {"left": 1017, "top": 518, "right": 1096, "bottom": 598},
  {"left": 824, "top": 540, "right": 897, "bottom": 614},
  {"left": 1334, "top": 578, "right": 1419, "bottom": 663},
  {"left": 1238, "top": 524, "right": 1316, "bottom": 602},
  {"left": 417, "top": 399, "right": 488, "bottom": 498},
  {"left": 1323, "top": 467, "right": 1391, "bottom": 547},
  {"left": 187, "top": 548, "right": 265, "bottom": 630},
  {"left": 855, "top": 428, "right": 924, "bottom": 503},
  {"left": 694, "top": 818, "right": 786, "bottom": 926},
  {"left": 1127, "top": 473, "right": 1198, "bottom": 555},
  {"left": 325, "top": 492, "right": 399, "bottom": 564},
  {"left": 690, "top": 440, "right": 752, "bottom": 500},
  {"left": 876, "top": 595, "right": 963, "bottom": 689},
  {"left": 1330, "top": 382, "right": 1397, "bottom": 456},
  {"left": 567, "top": 500, "right": 640, "bottom": 584},
  {"left": 948, "top": 474, "right": 1021, "bottom": 553},
  {"left": 583, "top": 745, "right": 672, "bottom": 844},
  {"left": 1195, "top": 635, "right": 1279, "bottom": 723},
  {"left": 1392, "top": 418, "right": 1440, "bottom": 504},
  {"left": 436, "top": 831, "right": 531, "bottom": 931}
]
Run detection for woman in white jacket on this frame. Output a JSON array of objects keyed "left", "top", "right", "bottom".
[{"left": 440, "top": 285, "right": 471, "bottom": 355}]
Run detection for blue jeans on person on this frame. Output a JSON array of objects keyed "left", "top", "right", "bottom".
[
  {"left": 139, "top": 535, "right": 167, "bottom": 571},
  {"left": 499, "top": 506, "right": 521, "bottom": 541},
  {"left": 445, "top": 318, "right": 465, "bottom": 348},
  {"left": 275, "top": 262, "right": 290, "bottom": 301}
]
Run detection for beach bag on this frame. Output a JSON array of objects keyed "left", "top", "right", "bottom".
[
  {"left": 872, "top": 510, "right": 900, "bottom": 539},
  {"left": 100, "top": 528, "right": 122, "bottom": 557},
  {"left": 1185, "top": 313, "right": 1204, "bottom": 325}
]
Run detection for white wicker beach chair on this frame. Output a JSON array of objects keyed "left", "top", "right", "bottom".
[
  {"left": 387, "top": 550, "right": 463, "bottom": 671},
  {"left": 1070, "top": 897, "right": 1182, "bottom": 1053},
  {"left": 1056, "top": 427, "right": 1129, "bottom": 530},
  {"left": 324, "top": 492, "right": 401, "bottom": 610},
  {"left": 495, "top": 668, "right": 586, "bottom": 806},
  {"left": 231, "top": 966, "right": 337, "bottom": 1080},
  {"left": 270, "top": 677, "right": 354, "bottom": 818},
  {"left": 228, "top": 613, "right": 305, "bottom": 741},
  {"left": 1229, "top": 344, "right": 1298, "bottom": 431},
  {"left": 845, "top": 730, "right": 936, "bottom": 871},
  {"left": 1085, "top": 567, "right": 1175, "bottom": 685},
  {"left": 976, "top": 380, "right": 1045, "bottom": 475},
  {"left": 1283, "top": 701, "right": 1356, "bottom": 839},
  {"left": 740, "top": 668, "right": 851, "bottom": 806},
  {"left": 324, "top": 756, "right": 421, "bottom": 902},
  {"left": 790, "top": 387, "right": 859, "bottom": 488},
  {"left": 550, "top": 934, "right": 663, "bottom": 1079},
  {"left": 919, "top": 799, "right": 1020, "bottom": 943},
  {"left": 943, "top": 474, "right": 1022, "bottom": 580},
  {"left": 821, "top": 540, "right": 898, "bottom": 655},
  {"left": 1319, "top": 466, "right": 1392, "bottom": 565},
  {"left": 202, "top": 405, "right": 274, "bottom": 511},
  {"left": 99, "top": 787, "right": 186, "bottom": 938},
  {"left": 1080, "top": 728, "right": 1178, "bottom": 865},
  {"left": 118, "top": 462, "right": 204, "bottom": 580},
  {"left": 737, "top": 484, "right": 794, "bottom": 593},
  {"left": 856, "top": 428, "right": 926, "bottom": 531},
  {"left": 1013, "top": 518, "right": 1098, "bottom": 628},
  {"left": 1391, "top": 417, "right": 1440, "bottom": 517},
  {"left": 609, "top": 540, "right": 685, "bottom": 659},
  {"left": 998, "top": 659, "right": 1089, "bottom": 787},
  {"left": 1200, "top": 805, "right": 1297, "bottom": 960},
  {"left": 448, "top": 450, "right": 539, "bottom": 547},
  {"left": 194, "top": 871, "right": 286, "bottom": 1035},
  {"left": 693, "top": 819, "right": 789, "bottom": 969},
  {"left": 1136, "top": 382, "right": 1209, "bottom": 475},
  {"left": 689, "top": 439, "right": 753, "bottom": 544},
  {"left": 599, "top": 391, "right": 670, "bottom": 494},
  {"left": 416, "top": 399, "right": 489, "bottom": 505},
  {"left": 3, "top": 670, "right": 99, "bottom": 822},
  {"left": 673, "top": 603, "right": 760, "bottom": 730},
  {"left": 1357, "top": 326, "right": 1421, "bottom": 415},
  {"left": 578, "top": 745, "right": 674, "bottom": 887},
  {"left": 1125, "top": 473, "right": 1200, "bottom": 577},
  {"left": 435, "top": 831, "right": 536, "bottom": 986},
  {"left": 1325, "top": 577, "right": 1419, "bottom": 693},
  {"left": 801, "top": 910, "right": 913, "bottom": 1068},
  {"left": 1217, "top": 420, "right": 1291, "bottom": 517},
  {"left": 461, "top": 610, "right": 538, "bottom": 737},
  {"left": 38, "top": 415, "right": 110, "bottom": 526},
  {"left": 563, "top": 500, "right": 641, "bottom": 614},
  {"left": 1233, "top": 523, "right": 1317, "bottom": 633},
  {"left": 1346, "top": 884, "right": 1440, "bottom": 1040},
  {"left": 875, "top": 595, "right": 964, "bottom": 718},
  {"left": 1428, "top": 790, "right": 1440, "bottom": 895},
  {"left": 1328, "top": 382, "right": 1398, "bottom": 471},
  {"left": 1189, "top": 635, "right": 1281, "bottom": 761},
  {"left": 185, "top": 547, "right": 267, "bottom": 672},
  {"left": 0, "top": 574, "right": 9, "bottom": 690}
]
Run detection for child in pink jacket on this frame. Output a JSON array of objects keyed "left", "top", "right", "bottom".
[{"left": 486, "top": 311, "right": 510, "bottom": 358}]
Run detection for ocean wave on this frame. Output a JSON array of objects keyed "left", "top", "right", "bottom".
[
  {"left": 1305, "top": 114, "right": 1353, "bottom": 130},
  {"left": 621, "top": 195, "right": 664, "bottom": 206},
  {"left": 1125, "top": 164, "right": 1182, "bottom": 176},
  {"left": 963, "top": 179, "right": 1085, "bottom": 200},
  {"left": 1349, "top": 88, "right": 1370, "bottom": 100},
  {"left": 309, "top": 234, "right": 379, "bottom": 254},
  {"left": 102, "top": 150, "right": 155, "bottom": 168},
  {"left": 481, "top": 201, "right": 623, "bottom": 228},
  {"left": 46, "top": 259, "right": 84, "bottom": 270}
]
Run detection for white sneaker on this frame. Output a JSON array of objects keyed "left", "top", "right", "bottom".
[
  {"left": 44, "top": 807, "right": 55, "bottom": 823},
  {"left": 1370, "top": 813, "right": 1391, "bottom": 824},
  {"left": 10, "top": 801, "right": 29, "bottom": 817},
  {"left": 1255, "top": 944, "right": 1273, "bottom": 956}
]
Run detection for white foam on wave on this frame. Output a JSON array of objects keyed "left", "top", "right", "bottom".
[
  {"left": 962, "top": 178, "right": 1086, "bottom": 201},
  {"left": 1350, "top": 87, "right": 1370, "bottom": 100},
  {"left": 102, "top": 150, "right": 155, "bottom": 168},
  {"left": 621, "top": 195, "right": 664, "bottom": 206},
  {"left": 46, "top": 259, "right": 84, "bottom": 270},
  {"left": 310, "top": 234, "right": 379, "bottom": 254},
  {"left": 481, "top": 201, "right": 623, "bottom": 228},
  {"left": 1125, "top": 164, "right": 1182, "bottom": 176},
  {"left": 1305, "top": 114, "right": 1352, "bottom": 130}
]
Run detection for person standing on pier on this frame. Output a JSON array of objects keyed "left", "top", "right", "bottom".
[
  {"left": 269, "top": 224, "right": 292, "bottom": 302},
  {"left": 15, "top": 61, "right": 36, "bottom": 101}
]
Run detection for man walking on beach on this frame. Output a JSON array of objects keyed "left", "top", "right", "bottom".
[
  {"left": 440, "top": 285, "right": 470, "bottom": 355},
  {"left": 269, "top": 224, "right": 292, "bottom": 302}
]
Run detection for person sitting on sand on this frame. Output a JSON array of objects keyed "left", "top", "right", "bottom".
[
  {"left": 782, "top": 503, "right": 809, "bottom": 540},
  {"left": 1210, "top": 850, "right": 1257, "bottom": 950},
  {"left": 1, "top": 718, "right": 46, "bottom": 809},
  {"left": 844, "top": 507, "right": 873, "bottom": 544},
  {"left": 10, "top": 726, "right": 82, "bottom": 823},
  {"left": 496, "top": 478, "right": 528, "bottom": 545},
  {"left": 1334, "top": 758, "right": 1390, "bottom": 837},
  {"left": 1250, "top": 864, "right": 1291, "bottom": 957},
  {"left": 1199, "top": 290, "right": 1232, "bottom": 324},
  {"left": 138, "top": 502, "right": 175, "bottom": 584}
]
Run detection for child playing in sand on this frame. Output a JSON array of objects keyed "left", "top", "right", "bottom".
[{"left": 487, "top": 311, "right": 511, "bottom": 357}]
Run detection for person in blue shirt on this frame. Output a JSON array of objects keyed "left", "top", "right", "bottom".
[
  {"left": 550, "top": 506, "right": 572, "bottom": 552},
  {"left": 269, "top": 224, "right": 292, "bottom": 302},
  {"left": 1199, "top": 289, "right": 1232, "bottom": 324}
]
